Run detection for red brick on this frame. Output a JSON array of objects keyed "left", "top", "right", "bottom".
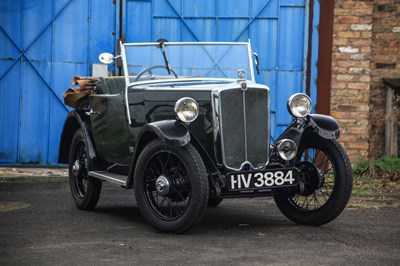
[
  {"left": 360, "top": 46, "right": 372, "bottom": 53},
  {"left": 339, "top": 17, "right": 360, "bottom": 24},
  {"left": 375, "top": 0, "right": 393, "bottom": 4},
  {"left": 388, "top": 41, "right": 400, "bottom": 48},
  {"left": 333, "top": 38, "right": 348, "bottom": 46},
  {"left": 348, "top": 39, "right": 372, "bottom": 46},
  {"left": 336, "top": 74, "right": 355, "bottom": 81},
  {"left": 347, "top": 82, "right": 370, "bottom": 90},
  {"left": 331, "top": 81, "right": 348, "bottom": 89},
  {"left": 334, "top": 24, "right": 350, "bottom": 31},
  {"left": 334, "top": 8, "right": 351, "bottom": 16},
  {"left": 352, "top": 8, "right": 374, "bottom": 16},
  {"left": 375, "top": 33, "right": 398, "bottom": 40},
  {"left": 361, "top": 31, "right": 373, "bottom": 38},
  {"left": 338, "top": 31, "right": 361, "bottom": 38},
  {"left": 331, "top": 67, "right": 349, "bottom": 74},
  {"left": 333, "top": 53, "right": 349, "bottom": 61},
  {"left": 342, "top": 1, "right": 371, "bottom": 9}
]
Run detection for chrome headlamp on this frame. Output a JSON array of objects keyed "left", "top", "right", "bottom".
[
  {"left": 174, "top": 97, "right": 199, "bottom": 123},
  {"left": 276, "top": 139, "right": 297, "bottom": 161},
  {"left": 287, "top": 93, "right": 312, "bottom": 118}
]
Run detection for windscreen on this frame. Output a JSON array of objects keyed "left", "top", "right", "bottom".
[{"left": 122, "top": 42, "right": 254, "bottom": 84}]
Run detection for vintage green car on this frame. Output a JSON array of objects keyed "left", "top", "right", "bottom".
[{"left": 58, "top": 41, "right": 352, "bottom": 233}]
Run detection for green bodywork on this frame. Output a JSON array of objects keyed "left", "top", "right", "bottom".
[{"left": 89, "top": 81, "right": 218, "bottom": 168}]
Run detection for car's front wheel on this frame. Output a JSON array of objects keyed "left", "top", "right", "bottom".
[
  {"left": 274, "top": 133, "right": 353, "bottom": 225},
  {"left": 134, "top": 139, "right": 209, "bottom": 233},
  {"left": 68, "top": 129, "right": 102, "bottom": 210}
]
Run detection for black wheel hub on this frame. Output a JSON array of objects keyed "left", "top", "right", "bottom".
[
  {"left": 144, "top": 151, "right": 191, "bottom": 221},
  {"left": 72, "top": 141, "right": 88, "bottom": 198},
  {"left": 72, "top": 160, "right": 81, "bottom": 178},
  {"left": 155, "top": 175, "right": 170, "bottom": 196},
  {"left": 297, "top": 161, "right": 324, "bottom": 196}
]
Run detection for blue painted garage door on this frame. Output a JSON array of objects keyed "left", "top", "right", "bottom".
[
  {"left": 123, "top": 0, "right": 318, "bottom": 141},
  {"left": 0, "top": 0, "right": 318, "bottom": 165},
  {"left": 0, "top": 0, "right": 115, "bottom": 165}
]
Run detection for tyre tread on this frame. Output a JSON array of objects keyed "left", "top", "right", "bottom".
[
  {"left": 134, "top": 139, "right": 208, "bottom": 233},
  {"left": 274, "top": 134, "right": 353, "bottom": 226},
  {"left": 68, "top": 129, "right": 102, "bottom": 211}
]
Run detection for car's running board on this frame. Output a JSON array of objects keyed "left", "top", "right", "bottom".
[{"left": 88, "top": 171, "right": 128, "bottom": 187}]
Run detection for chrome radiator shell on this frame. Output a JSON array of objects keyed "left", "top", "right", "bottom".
[{"left": 212, "top": 83, "right": 270, "bottom": 170}]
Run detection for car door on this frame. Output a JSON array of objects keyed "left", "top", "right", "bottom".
[{"left": 89, "top": 94, "right": 132, "bottom": 164}]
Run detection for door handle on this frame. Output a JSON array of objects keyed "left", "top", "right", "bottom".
[{"left": 88, "top": 109, "right": 100, "bottom": 116}]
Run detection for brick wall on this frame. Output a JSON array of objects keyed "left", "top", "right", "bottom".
[
  {"left": 331, "top": 0, "right": 373, "bottom": 161},
  {"left": 331, "top": 0, "right": 400, "bottom": 161},
  {"left": 369, "top": 0, "right": 400, "bottom": 158}
]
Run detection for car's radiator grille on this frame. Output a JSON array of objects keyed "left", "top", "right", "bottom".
[{"left": 218, "top": 87, "right": 270, "bottom": 169}]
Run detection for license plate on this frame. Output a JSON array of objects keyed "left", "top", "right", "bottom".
[{"left": 227, "top": 168, "right": 298, "bottom": 191}]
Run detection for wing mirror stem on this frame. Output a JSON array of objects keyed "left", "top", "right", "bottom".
[{"left": 99, "top": 53, "right": 121, "bottom": 65}]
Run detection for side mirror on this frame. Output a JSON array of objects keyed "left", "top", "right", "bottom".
[
  {"left": 253, "top": 52, "right": 260, "bottom": 75},
  {"left": 99, "top": 53, "right": 115, "bottom": 65}
]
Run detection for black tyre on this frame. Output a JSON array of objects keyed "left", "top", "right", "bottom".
[
  {"left": 134, "top": 139, "right": 209, "bottom": 233},
  {"left": 68, "top": 129, "right": 102, "bottom": 210},
  {"left": 274, "top": 134, "right": 352, "bottom": 225}
]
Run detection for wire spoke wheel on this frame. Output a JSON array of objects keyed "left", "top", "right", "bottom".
[
  {"left": 274, "top": 134, "right": 352, "bottom": 226},
  {"left": 134, "top": 139, "right": 208, "bottom": 233},
  {"left": 71, "top": 140, "right": 89, "bottom": 198},
  {"left": 144, "top": 151, "right": 191, "bottom": 221},
  {"left": 68, "top": 129, "right": 102, "bottom": 210},
  {"left": 290, "top": 148, "right": 335, "bottom": 211}
]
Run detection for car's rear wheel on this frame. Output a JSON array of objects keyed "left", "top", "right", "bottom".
[
  {"left": 68, "top": 129, "right": 102, "bottom": 210},
  {"left": 274, "top": 133, "right": 352, "bottom": 225},
  {"left": 134, "top": 139, "right": 208, "bottom": 233}
]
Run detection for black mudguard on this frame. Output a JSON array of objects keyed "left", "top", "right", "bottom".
[
  {"left": 309, "top": 114, "right": 340, "bottom": 139},
  {"left": 126, "top": 120, "right": 190, "bottom": 188},
  {"left": 138, "top": 120, "right": 191, "bottom": 147},
  {"left": 276, "top": 114, "right": 340, "bottom": 148},
  {"left": 58, "top": 110, "right": 98, "bottom": 169}
]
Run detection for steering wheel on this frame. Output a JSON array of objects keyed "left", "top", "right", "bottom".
[{"left": 135, "top": 65, "right": 178, "bottom": 81}]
